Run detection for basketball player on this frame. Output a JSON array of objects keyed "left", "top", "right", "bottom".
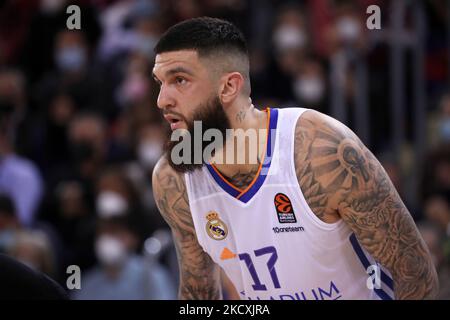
[{"left": 151, "top": 17, "right": 438, "bottom": 300}]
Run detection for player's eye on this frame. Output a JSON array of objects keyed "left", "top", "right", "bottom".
[{"left": 175, "top": 77, "right": 187, "bottom": 85}]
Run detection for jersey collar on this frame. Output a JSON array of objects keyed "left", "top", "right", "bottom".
[{"left": 206, "top": 108, "right": 278, "bottom": 204}]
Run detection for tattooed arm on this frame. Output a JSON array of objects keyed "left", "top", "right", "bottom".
[
  {"left": 295, "top": 110, "right": 439, "bottom": 299},
  {"left": 152, "top": 157, "right": 222, "bottom": 299}
]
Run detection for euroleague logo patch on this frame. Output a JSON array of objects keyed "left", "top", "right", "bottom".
[
  {"left": 205, "top": 211, "right": 228, "bottom": 240},
  {"left": 274, "top": 193, "right": 297, "bottom": 223}
]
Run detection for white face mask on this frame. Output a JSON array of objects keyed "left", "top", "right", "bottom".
[
  {"left": 138, "top": 141, "right": 162, "bottom": 169},
  {"left": 95, "top": 235, "right": 127, "bottom": 267},
  {"left": 293, "top": 76, "right": 325, "bottom": 103},
  {"left": 336, "top": 17, "right": 361, "bottom": 43},
  {"left": 96, "top": 191, "right": 129, "bottom": 218},
  {"left": 273, "top": 25, "right": 307, "bottom": 52}
]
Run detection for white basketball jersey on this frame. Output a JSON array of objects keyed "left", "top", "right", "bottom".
[{"left": 184, "top": 108, "right": 395, "bottom": 300}]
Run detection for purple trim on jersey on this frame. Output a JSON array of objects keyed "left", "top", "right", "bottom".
[{"left": 206, "top": 164, "right": 241, "bottom": 198}]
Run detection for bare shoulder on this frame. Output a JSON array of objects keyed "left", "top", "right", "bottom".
[
  {"left": 294, "top": 110, "right": 438, "bottom": 299},
  {"left": 293, "top": 109, "right": 359, "bottom": 223},
  {"left": 152, "top": 155, "right": 191, "bottom": 230},
  {"left": 152, "top": 154, "right": 184, "bottom": 189}
]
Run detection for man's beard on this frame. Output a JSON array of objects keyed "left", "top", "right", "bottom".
[{"left": 164, "top": 95, "right": 230, "bottom": 174}]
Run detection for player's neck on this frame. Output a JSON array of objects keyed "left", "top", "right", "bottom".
[
  {"left": 210, "top": 101, "right": 268, "bottom": 188},
  {"left": 227, "top": 99, "right": 266, "bottom": 131}
]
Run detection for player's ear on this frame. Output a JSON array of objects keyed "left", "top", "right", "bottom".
[{"left": 219, "top": 72, "right": 244, "bottom": 104}]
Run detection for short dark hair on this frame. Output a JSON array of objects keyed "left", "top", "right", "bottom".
[
  {"left": 155, "top": 17, "right": 248, "bottom": 57},
  {"left": 155, "top": 17, "right": 251, "bottom": 95}
]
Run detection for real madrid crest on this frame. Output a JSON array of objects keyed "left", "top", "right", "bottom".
[{"left": 205, "top": 211, "right": 228, "bottom": 241}]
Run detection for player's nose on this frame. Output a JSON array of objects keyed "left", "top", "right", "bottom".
[{"left": 157, "top": 86, "right": 176, "bottom": 110}]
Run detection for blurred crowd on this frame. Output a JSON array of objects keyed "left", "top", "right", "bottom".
[{"left": 0, "top": 0, "right": 449, "bottom": 299}]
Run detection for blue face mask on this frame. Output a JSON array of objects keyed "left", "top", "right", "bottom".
[{"left": 55, "top": 46, "right": 87, "bottom": 72}]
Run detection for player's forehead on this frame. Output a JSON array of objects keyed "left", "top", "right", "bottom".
[{"left": 153, "top": 50, "right": 204, "bottom": 78}]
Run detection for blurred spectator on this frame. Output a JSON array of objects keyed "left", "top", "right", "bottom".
[
  {"left": 73, "top": 215, "right": 176, "bottom": 300},
  {"left": 54, "top": 30, "right": 90, "bottom": 75},
  {"left": 20, "top": 0, "right": 101, "bottom": 85},
  {"left": 291, "top": 54, "right": 328, "bottom": 112},
  {"left": 129, "top": 3, "right": 164, "bottom": 60},
  {"left": 324, "top": 0, "right": 367, "bottom": 55},
  {"left": 135, "top": 123, "right": 165, "bottom": 172},
  {"left": 124, "top": 122, "right": 169, "bottom": 233},
  {"left": 263, "top": 3, "right": 310, "bottom": 104},
  {"left": 0, "top": 69, "right": 43, "bottom": 227},
  {"left": 97, "top": 0, "right": 162, "bottom": 62},
  {"left": 38, "top": 112, "right": 107, "bottom": 241},
  {"left": 97, "top": 0, "right": 139, "bottom": 62},
  {"left": 422, "top": 95, "right": 450, "bottom": 226},
  {"left": 143, "top": 228, "right": 179, "bottom": 290},
  {"left": 418, "top": 222, "right": 450, "bottom": 299},
  {"left": 424, "top": 192, "right": 450, "bottom": 237},
  {"left": 116, "top": 52, "right": 153, "bottom": 110},
  {"left": 41, "top": 92, "right": 76, "bottom": 171},
  {"left": 8, "top": 230, "right": 57, "bottom": 278},
  {"left": 45, "top": 180, "right": 97, "bottom": 273},
  {"left": 378, "top": 151, "right": 421, "bottom": 221},
  {"left": 54, "top": 112, "right": 108, "bottom": 187},
  {"left": 34, "top": 28, "right": 106, "bottom": 117},
  {"left": 272, "top": 3, "right": 309, "bottom": 58},
  {"left": 0, "top": 192, "right": 62, "bottom": 281},
  {"left": 95, "top": 166, "right": 154, "bottom": 242},
  {"left": 109, "top": 50, "right": 164, "bottom": 161},
  {"left": 421, "top": 145, "right": 450, "bottom": 202}
]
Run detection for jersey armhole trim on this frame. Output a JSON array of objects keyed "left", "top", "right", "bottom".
[{"left": 289, "top": 109, "right": 345, "bottom": 231}]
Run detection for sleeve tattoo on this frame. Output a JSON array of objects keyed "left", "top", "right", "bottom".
[
  {"left": 294, "top": 110, "right": 439, "bottom": 299},
  {"left": 152, "top": 158, "right": 222, "bottom": 299}
]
